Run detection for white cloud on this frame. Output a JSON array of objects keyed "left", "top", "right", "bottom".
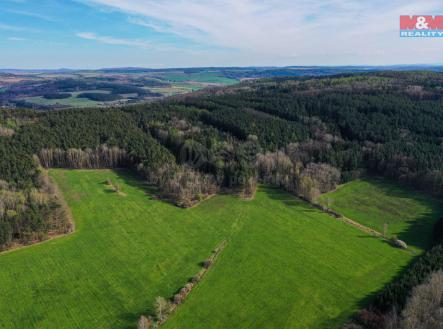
[
  {"left": 7, "top": 37, "right": 26, "bottom": 41},
  {"left": 81, "top": 0, "right": 443, "bottom": 65},
  {"left": 0, "top": 22, "right": 39, "bottom": 32},
  {"left": 76, "top": 32, "right": 152, "bottom": 48},
  {"left": 0, "top": 23, "right": 24, "bottom": 31},
  {"left": 7, "top": 9, "right": 56, "bottom": 22}
]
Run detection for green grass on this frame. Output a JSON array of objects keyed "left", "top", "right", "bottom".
[
  {"left": 159, "top": 72, "right": 238, "bottom": 85},
  {"left": 23, "top": 90, "right": 111, "bottom": 107},
  {"left": 148, "top": 83, "right": 201, "bottom": 96},
  {"left": 0, "top": 170, "right": 417, "bottom": 329},
  {"left": 317, "top": 178, "right": 443, "bottom": 251},
  {"left": 24, "top": 95, "right": 102, "bottom": 107}
]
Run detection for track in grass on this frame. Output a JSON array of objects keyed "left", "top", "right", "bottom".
[
  {"left": 0, "top": 170, "right": 418, "bottom": 329},
  {"left": 317, "top": 178, "right": 443, "bottom": 251}
]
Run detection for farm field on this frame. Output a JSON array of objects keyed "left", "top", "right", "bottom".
[
  {"left": 0, "top": 170, "right": 419, "bottom": 329},
  {"left": 23, "top": 90, "right": 136, "bottom": 108},
  {"left": 24, "top": 94, "right": 103, "bottom": 107},
  {"left": 1, "top": 70, "right": 241, "bottom": 109},
  {"left": 317, "top": 178, "right": 443, "bottom": 251},
  {"left": 147, "top": 83, "right": 204, "bottom": 96},
  {"left": 157, "top": 72, "right": 238, "bottom": 84}
]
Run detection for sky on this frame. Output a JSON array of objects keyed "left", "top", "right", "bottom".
[{"left": 0, "top": 0, "right": 443, "bottom": 69}]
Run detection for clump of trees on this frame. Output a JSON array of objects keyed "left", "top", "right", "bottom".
[
  {"left": 256, "top": 148, "right": 341, "bottom": 201},
  {"left": 349, "top": 271, "right": 443, "bottom": 329},
  {"left": 157, "top": 165, "right": 218, "bottom": 208},
  {"left": 390, "top": 270, "right": 442, "bottom": 329},
  {"left": 0, "top": 170, "right": 72, "bottom": 250},
  {"left": 149, "top": 113, "right": 260, "bottom": 199}
]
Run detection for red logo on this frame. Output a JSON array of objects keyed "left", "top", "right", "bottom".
[{"left": 400, "top": 15, "right": 443, "bottom": 30}]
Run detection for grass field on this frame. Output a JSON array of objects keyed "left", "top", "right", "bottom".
[
  {"left": 159, "top": 72, "right": 238, "bottom": 85},
  {"left": 317, "top": 178, "right": 443, "bottom": 251},
  {"left": 148, "top": 83, "right": 203, "bottom": 96},
  {"left": 0, "top": 170, "right": 419, "bottom": 329},
  {"left": 24, "top": 93, "right": 105, "bottom": 107}
]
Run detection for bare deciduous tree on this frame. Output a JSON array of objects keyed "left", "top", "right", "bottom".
[
  {"left": 154, "top": 296, "right": 171, "bottom": 322},
  {"left": 39, "top": 145, "right": 129, "bottom": 169},
  {"left": 400, "top": 270, "right": 443, "bottom": 329},
  {"left": 137, "top": 315, "right": 153, "bottom": 329}
]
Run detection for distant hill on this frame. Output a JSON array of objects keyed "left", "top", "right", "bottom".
[{"left": 2, "top": 64, "right": 443, "bottom": 76}]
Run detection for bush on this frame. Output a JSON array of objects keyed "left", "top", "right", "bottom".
[
  {"left": 137, "top": 315, "right": 153, "bottom": 329},
  {"left": 154, "top": 296, "right": 172, "bottom": 322},
  {"left": 390, "top": 238, "right": 408, "bottom": 250},
  {"left": 184, "top": 282, "right": 193, "bottom": 292},
  {"left": 202, "top": 259, "right": 213, "bottom": 269},
  {"left": 173, "top": 293, "right": 183, "bottom": 305}
]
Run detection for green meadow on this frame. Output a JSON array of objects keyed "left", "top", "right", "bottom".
[
  {"left": 24, "top": 90, "right": 114, "bottom": 107},
  {"left": 159, "top": 72, "right": 238, "bottom": 85},
  {"left": 0, "top": 170, "right": 423, "bottom": 329},
  {"left": 318, "top": 178, "right": 443, "bottom": 251}
]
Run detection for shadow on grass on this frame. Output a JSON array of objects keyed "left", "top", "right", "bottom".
[
  {"left": 355, "top": 177, "right": 443, "bottom": 250},
  {"left": 110, "top": 169, "right": 163, "bottom": 201},
  {"left": 315, "top": 252, "right": 418, "bottom": 329},
  {"left": 116, "top": 312, "right": 140, "bottom": 329},
  {"left": 116, "top": 303, "right": 156, "bottom": 329},
  {"left": 260, "top": 181, "right": 437, "bottom": 328}
]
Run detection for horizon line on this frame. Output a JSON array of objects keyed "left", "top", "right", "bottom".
[{"left": 1, "top": 63, "right": 443, "bottom": 72}]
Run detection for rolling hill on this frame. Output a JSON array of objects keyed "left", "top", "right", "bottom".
[{"left": 0, "top": 169, "right": 424, "bottom": 329}]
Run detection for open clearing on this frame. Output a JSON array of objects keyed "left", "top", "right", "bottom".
[
  {"left": 0, "top": 170, "right": 421, "bottom": 329},
  {"left": 318, "top": 178, "right": 443, "bottom": 251},
  {"left": 23, "top": 90, "right": 112, "bottom": 107}
]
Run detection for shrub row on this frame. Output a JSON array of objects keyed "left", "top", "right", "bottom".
[{"left": 137, "top": 241, "right": 227, "bottom": 329}]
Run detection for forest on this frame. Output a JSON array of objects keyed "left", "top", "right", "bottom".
[
  {"left": 2, "top": 72, "right": 443, "bottom": 243},
  {"left": 1, "top": 71, "right": 443, "bottom": 328}
]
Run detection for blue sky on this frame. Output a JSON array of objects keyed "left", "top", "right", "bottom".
[{"left": 1, "top": 0, "right": 443, "bottom": 69}]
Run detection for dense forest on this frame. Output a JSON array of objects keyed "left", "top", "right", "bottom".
[
  {"left": 175, "top": 72, "right": 443, "bottom": 195},
  {"left": 1, "top": 72, "right": 443, "bottom": 325}
]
